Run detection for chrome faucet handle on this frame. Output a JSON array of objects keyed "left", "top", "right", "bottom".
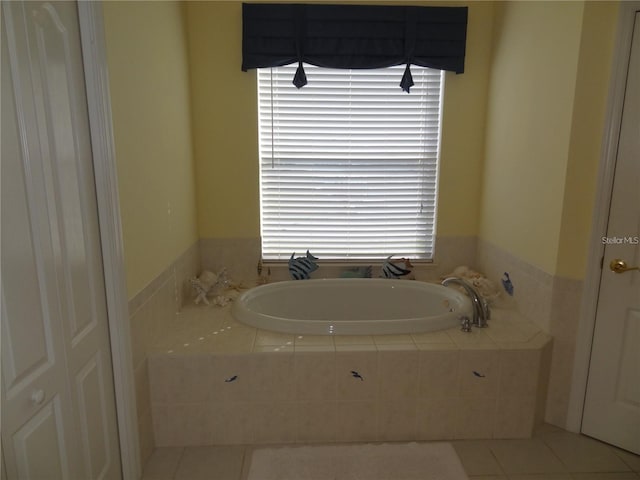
[{"left": 460, "top": 316, "right": 472, "bottom": 333}]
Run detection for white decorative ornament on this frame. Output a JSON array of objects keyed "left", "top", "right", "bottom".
[{"left": 190, "top": 270, "right": 218, "bottom": 305}]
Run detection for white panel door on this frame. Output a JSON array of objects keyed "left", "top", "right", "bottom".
[
  {"left": 582, "top": 12, "right": 640, "bottom": 455},
  {"left": 1, "top": 1, "right": 122, "bottom": 478}
]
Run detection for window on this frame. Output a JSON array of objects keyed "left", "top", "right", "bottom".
[{"left": 258, "top": 64, "right": 444, "bottom": 261}]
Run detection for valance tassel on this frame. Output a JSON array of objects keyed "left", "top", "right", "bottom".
[
  {"left": 400, "top": 64, "right": 414, "bottom": 93},
  {"left": 293, "top": 62, "right": 307, "bottom": 89}
]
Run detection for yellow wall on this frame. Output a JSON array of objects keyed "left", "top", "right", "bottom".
[
  {"left": 556, "top": 1, "right": 618, "bottom": 279},
  {"left": 186, "top": 2, "right": 260, "bottom": 239},
  {"left": 185, "top": 1, "right": 495, "bottom": 239},
  {"left": 103, "top": 0, "right": 617, "bottom": 289},
  {"left": 479, "top": 1, "right": 617, "bottom": 278},
  {"left": 438, "top": 2, "right": 494, "bottom": 236},
  {"left": 103, "top": 1, "right": 199, "bottom": 298}
]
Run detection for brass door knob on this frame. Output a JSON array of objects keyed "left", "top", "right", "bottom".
[{"left": 609, "top": 259, "right": 640, "bottom": 274}]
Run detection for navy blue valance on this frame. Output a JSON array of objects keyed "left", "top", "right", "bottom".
[{"left": 242, "top": 3, "right": 468, "bottom": 92}]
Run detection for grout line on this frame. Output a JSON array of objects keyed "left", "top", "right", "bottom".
[
  {"left": 239, "top": 445, "right": 253, "bottom": 480},
  {"left": 614, "top": 450, "right": 640, "bottom": 473},
  {"left": 171, "top": 447, "right": 186, "bottom": 480},
  {"left": 537, "top": 434, "right": 576, "bottom": 474},
  {"left": 486, "top": 441, "right": 509, "bottom": 478}
]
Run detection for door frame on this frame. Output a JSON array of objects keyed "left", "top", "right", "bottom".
[
  {"left": 76, "top": 3, "right": 140, "bottom": 479},
  {"left": 568, "top": 1, "right": 640, "bottom": 433}
]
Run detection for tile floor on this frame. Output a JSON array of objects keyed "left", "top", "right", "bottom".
[{"left": 141, "top": 424, "right": 640, "bottom": 480}]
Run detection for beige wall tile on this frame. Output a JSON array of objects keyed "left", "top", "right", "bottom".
[
  {"left": 476, "top": 239, "right": 589, "bottom": 431},
  {"left": 152, "top": 403, "right": 209, "bottom": 447},
  {"left": 251, "top": 402, "right": 298, "bottom": 444},
  {"left": 209, "top": 354, "right": 253, "bottom": 403},
  {"left": 433, "top": 236, "right": 479, "bottom": 279},
  {"left": 378, "top": 350, "right": 419, "bottom": 399},
  {"left": 173, "top": 404, "right": 210, "bottom": 447},
  {"left": 377, "top": 399, "right": 418, "bottom": 441},
  {"left": 419, "top": 349, "right": 460, "bottom": 398},
  {"left": 493, "top": 396, "right": 536, "bottom": 438},
  {"left": 199, "top": 237, "right": 261, "bottom": 284},
  {"left": 295, "top": 345, "right": 336, "bottom": 352},
  {"left": 335, "top": 351, "right": 378, "bottom": 401},
  {"left": 455, "top": 397, "right": 496, "bottom": 439},
  {"left": 296, "top": 401, "right": 337, "bottom": 443},
  {"left": 174, "top": 243, "right": 201, "bottom": 309},
  {"left": 254, "top": 329, "right": 295, "bottom": 346},
  {"left": 416, "top": 397, "right": 458, "bottom": 440},
  {"left": 375, "top": 343, "right": 417, "bottom": 351},
  {"left": 333, "top": 335, "right": 375, "bottom": 345},
  {"left": 186, "top": 355, "right": 217, "bottom": 403},
  {"left": 498, "top": 350, "right": 541, "bottom": 397},
  {"left": 135, "top": 358, "right": 151, "bottom": 418},
  {"left": 207, "top": 401, "right": 253, "bottom": 445},
  {"left": 249, "top": 352, "right": 296, "bottom": 402},
  {"left": 253, "top": 345, "right": 295, "bottom": 353},
  {"left": 151, "top": 277, "right": 179, "bottom": 334},
  {"left": 458, "top": 350, "right": 499, "bottom": 398},
  {"left": 374, "top": 334, "right": 415, "bottom": 345},
  {"left": 130, "top": 301, "right": 153, "bottom": 370},
  {"left": 295, "top": 352, "right": 336, "bottom": 401},
  {"left": 294, "top": 335, "right": 335, "bottom": 347},
  {"left": 476, "top": 239, "right": 554, "bottom": 333},
  {"left": 411, "top": 331, "right": 455, "bottom": 344},
  {"left": 335, "top": 401, "right": 378, "bottom": 442},
  {"left": 148, "top": 355, "right": 169, "bottom": 404},
  {"left": 151, "top": 404, "right": 170, "bottom": 447},
  {"left": 335, "top": 344, "right": 377, "bottom": 352},
  {"left": 448, "top": 329, "right": 497, "bottom": 348}
]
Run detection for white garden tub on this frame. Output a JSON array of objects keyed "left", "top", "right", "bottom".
[{"left": 232, "top": 278, "right": 472, "bottom": 335}]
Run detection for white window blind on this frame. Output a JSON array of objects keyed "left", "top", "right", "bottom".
[{"left": 258, "top": 64, "right": 444, "bottom": 261}]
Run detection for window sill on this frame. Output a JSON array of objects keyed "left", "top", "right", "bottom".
[{"left": 259, "top": 259, "right": 440, "bottom": 283}]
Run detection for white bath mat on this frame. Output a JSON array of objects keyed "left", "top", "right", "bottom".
[{"left": 247, "top": 442, "right": 469, "bottom": 480}]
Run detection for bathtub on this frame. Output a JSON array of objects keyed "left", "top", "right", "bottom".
[{"left": 232, "top": 278, "right": 472, "bottom": 335}]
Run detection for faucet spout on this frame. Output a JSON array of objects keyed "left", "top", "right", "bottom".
[{"left": 441, "top": 277, "right": 490, "bottom": 328}]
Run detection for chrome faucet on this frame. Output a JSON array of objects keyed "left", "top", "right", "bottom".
[{"left": 441, "top": 277, "right": 490, "bottom": 328}]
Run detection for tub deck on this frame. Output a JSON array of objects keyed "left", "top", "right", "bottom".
[
  {"left": 149, "top": 302, "right": 548, "bottom": 355},
  {"left": 147, "top": 303, "right": 552, "bottom": 447}
]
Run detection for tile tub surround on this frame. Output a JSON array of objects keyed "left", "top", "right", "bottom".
[
  {"left": 148, "top": 304, "right": 551, "bottom": 447},
  {"left": 128, "top": 242, "right": 201, "bottom": 466},
  {"left": 476, "top": 239, "right": 585, "bottom": 428}
]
